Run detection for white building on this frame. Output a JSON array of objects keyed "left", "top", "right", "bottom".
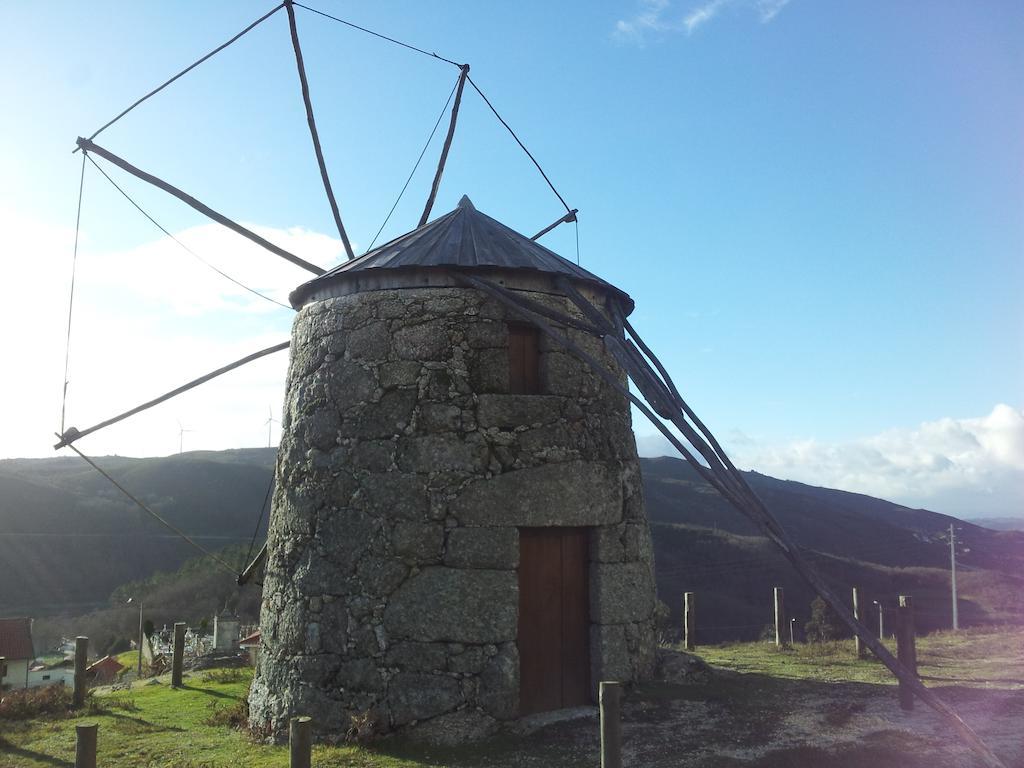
[{"left": 0, "top": 617, "right": 34, "bottom": 689}]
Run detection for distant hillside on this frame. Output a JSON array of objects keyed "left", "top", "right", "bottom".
[
  {"left": 968, "top": 517, "right": 1024, "bottom": 532},
  {"left": 1, "top": 450, "right": 1021, "bottom": 642},
  {"left": 0, "top": 449, "right": 276, "bottom": 615},
  {"left": 643, "top": 457, "right": 1024, "bottom": 639}
]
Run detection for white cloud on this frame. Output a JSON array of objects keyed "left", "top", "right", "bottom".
[
  {"left": 0, "top": 203, "right": 345, "bottom": 460},
  {"left": 683, "top": 0, "right": 729, "bottom": 34},
  {"left": 614, "top": 0, "right": 792, "bottom": 43},
  {"left": 635, "top": 405, "right": 1024, "bottom": 518}
]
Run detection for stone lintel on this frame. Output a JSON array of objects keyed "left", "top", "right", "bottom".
[{"left": 451, "top": 461, "right": 622, "bottom": 527}]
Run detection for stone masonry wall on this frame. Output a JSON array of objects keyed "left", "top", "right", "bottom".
[{"left": 249, "top": 285, "right": 656, "bottom": 741}]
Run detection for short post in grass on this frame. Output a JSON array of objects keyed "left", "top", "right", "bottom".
[
  {"left": 0, "top": 656, "right": 6, "bottom": 689},
  {"left": 683, "top": 591, "right": 696, "bottom": 651},
  {"left": 171, "top": 622, "right": 186, "bottom": 688},
  {"left": 852, "top": 586, "right": 867, "bottom": 659},
  {"left": 74, "top": 722, "right": 98, "bottom": 768},
  {"left": 290, "top": 715, "right": 312, "bottom": 768},
  {"left": 773, "top": 587, "right": 785, "bottom": 646},
  {"left": 599, "top": 681, "right": 622, "bottom": 768},
  {"left": 73, "top": 636, "right": 88, "bottom": 707},
  {"left": 896, "top": 595, "right": 917, "bottom": 711}
]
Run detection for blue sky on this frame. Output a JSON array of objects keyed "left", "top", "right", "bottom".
[{"left": 1, "top": 1, "right": 1021, "bottom": 517}]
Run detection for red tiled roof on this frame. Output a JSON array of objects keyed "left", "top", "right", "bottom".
[
  {"left": 86, "top": 656, "right": 124, "bottom": 674},
  {"left": 0, "top": 617, "right": 34, "bottom": 660},
  {"left": 239, "top": 630, "right": 261, "bottom": 646}
]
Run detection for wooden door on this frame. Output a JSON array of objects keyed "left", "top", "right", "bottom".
[
  {"left": 508, "top": 324, "right": 540, "bottom": 394},
  {"left": 518, "top": 527, "right": 591, "bottom": 714}
]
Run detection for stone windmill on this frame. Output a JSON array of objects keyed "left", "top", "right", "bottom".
[
  {"left": 249, "top": 195, "right": 657, "bottom": 738},
  {"left": 56, "top": 6, "right": 1006, "bottom": 762}
]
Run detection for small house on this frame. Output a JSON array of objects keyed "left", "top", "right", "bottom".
[
  {"left": 86, "top": 655, "right": 124, "bottom": 684},
  {"left": 0, "top": 617, "right": 34, "bottom": 689},
  {"left": 239, "top": 629, "right": 261, "bottom": 667}
]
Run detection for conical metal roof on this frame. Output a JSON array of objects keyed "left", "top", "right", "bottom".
[{"left": 289, "top": 196, "right": 633, "bottom": 311}]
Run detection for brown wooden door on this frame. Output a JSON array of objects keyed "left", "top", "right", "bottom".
[
  {"left": 518, "top": 527, "right": 591, "bottom": 714},
  {"left": 508, "top": 324, "right": 540, "bottom": 394}
]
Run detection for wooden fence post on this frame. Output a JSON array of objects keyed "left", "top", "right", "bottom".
[
  {"left": 852, "top": 587, "right": 867, "bottom": 658},
  {"left": 773, "top": 587, "right": 785, "bottom": 646},
  {"left": 0, "top": 655, "right": 6, "bottom": 689},
  {"left": 683, "top": 592, "right": 695, "bottom": 651},
  {"left": 600, "top": 681, "right": 622, "bottom": 768},
  {"left": 171, "top": 622, "right": 186, "bottom": 688},
  {"left": 73, "top": 636, "right": 88, "bottom": 707},
  {"left": 897, "top": 595, "right": 917, "bottom": 711},
  {"left": 290, "top": 715, "right": 312, "bottom": 768},
  {"left": 75, "top": 722, "right": 98, "bottom": 768}
]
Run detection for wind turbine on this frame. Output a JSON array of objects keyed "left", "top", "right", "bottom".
[
  {"left": 177, "top": 420, "right": 195, "bottom": 454},
  {"left": 265, "top": 406, "right": 279, "bottom": 448}
]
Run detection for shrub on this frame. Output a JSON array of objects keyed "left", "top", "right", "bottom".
[
  {"left": 201, "top": 668, "right": 245, "bottom": 684},
  {"left": 205, "top": 678, "right": 251, "bottom": 730},
  {"left": 0, "top": 684, "right": 72, "bottom": 720},
  {"left": 805, "top": 596, "right": 841, "bottom": 642}
]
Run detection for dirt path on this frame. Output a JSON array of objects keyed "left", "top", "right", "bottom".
[{"left": 398, "top": 649, "right": 1024, "bottom": 768}]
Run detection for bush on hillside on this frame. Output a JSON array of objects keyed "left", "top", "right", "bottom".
[
  {"left": 804, "top": 596, "right": 841, "bottom": 642},
  {"left": 0, "top": 684, "right": 72, "bottom": 720}
]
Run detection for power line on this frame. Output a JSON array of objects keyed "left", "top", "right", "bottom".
[{"left": 86, "top": 154, "right": 292, "bottom": 310}]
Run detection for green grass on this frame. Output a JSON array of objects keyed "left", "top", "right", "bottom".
[
  {"left": 0, "top": 670, "right": 425, "bottom": 768},
  {"left": 4, "top": 628, "right": 1021, "bottom": 767},
  {"left": 0, "top": 669, "right": 589, "bottom": 768},
  {"left": 113, "top": 650, "right": 138, "bottom": 670},
  {"left": 693, "top": 625, "right": 1024, "bottom": 688}
]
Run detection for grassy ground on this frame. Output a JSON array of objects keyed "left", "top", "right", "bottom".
[
  {"left": 694, "top": 626, "right": 1024, "bottom": 689},
  {"left": 0, "top": 667, "right": 586, "bottom": 768},
  {"left": 2, "top": 627, "right": 1021, "bottom": 767}
]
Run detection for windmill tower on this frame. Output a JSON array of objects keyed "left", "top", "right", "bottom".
[{"left": 249, "top": 196, "right": 657, "bottom": 739}]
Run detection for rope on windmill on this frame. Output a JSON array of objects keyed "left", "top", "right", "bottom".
[
  {"left": 293, "top": 2, "right": 462, "bottom": 68},
  {"left": 56, "top": 439, "right": 239, "bottom": 576},
  {"left": 85, "top": 153, "right": 292, "bottom": 310},
  {"left": 466, "top": 74, "right": 573, "bottom": 215},
  {"left": 77, "top": 3, "right": 287, "bottom": 151},
  {"left": 366, "top": 74, "right": 462, "bottom": 253},
  {"left": 60, "top": 152, "right": 88, "bottom": 435}
]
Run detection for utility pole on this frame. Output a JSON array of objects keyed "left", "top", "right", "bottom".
[{"left": 950, "top": 523, "right": 959, "bottom": 631}]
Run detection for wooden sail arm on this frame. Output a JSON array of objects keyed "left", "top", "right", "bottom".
[
  {"left": 531, "top": 209, "right": 577, "bottom": 241},
  {"left": 418, "top": 64, "right": 470, "bottom": 227},
  {"left": 284, "top": 0, "right": 356, "bottom": 261},
  {"left": 75, "top": 138, "right": 325, "bottom": 276},
  {"left": 54, "top": 342, "right": 290, "bottom": 450},
  {"left": 237, "top": 542, "right": 268, "bottom": 586}
]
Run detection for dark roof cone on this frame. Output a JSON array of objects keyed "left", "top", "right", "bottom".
[{"left": 290, "top": 196, "right": 632, "bottom": 313}]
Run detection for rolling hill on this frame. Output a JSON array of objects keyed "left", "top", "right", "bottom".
[{"left": 1, "top": 450, "right": 1021, "bottom": 642}]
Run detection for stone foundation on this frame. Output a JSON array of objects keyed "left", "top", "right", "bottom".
[{"left": 249, "top": 285, "right": 656, "bottom": 739}]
